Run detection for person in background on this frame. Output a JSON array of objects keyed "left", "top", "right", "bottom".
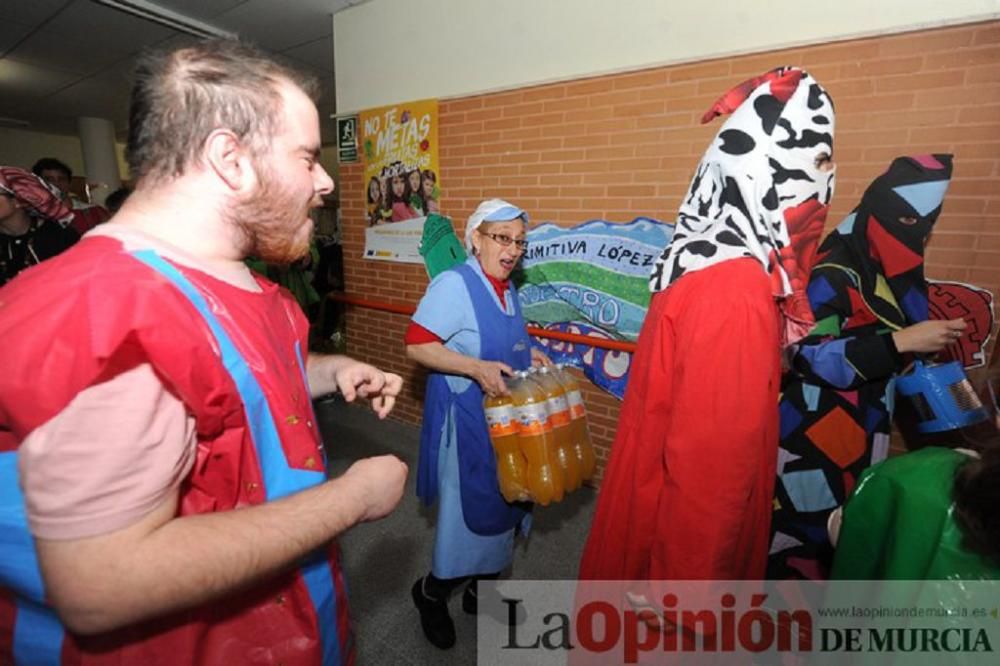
[
  {"left": 769, "top": 155, "right": 966, "bottom": 580},
  {"left": 407, "top": 167, "right": 426, "bottom": 216},
  {"left": 31, "top": 157, "right": 110, "bottom": 234},
  {"left": 0, "top": 166, "right": 79, "bottom": 286},
  {"left": 104, "top": 185, "right": 132, "bottom": 215},
  {"left": 366, "top": 175, "right": 383, "bottom": 226},
  {"left": 247, "top": 240, "right": 323, "bottom": 320},
  {"left": 421, "top": 169, "right": 440, "bottom": 214},
  {"left": 829, "top": 370, "right": 1000, "bottom": 579},
  {"left": 580, "top": 67, "right": 837, "bottom": 586},
  {"left": 405, "top": 198, "right": 549, "bottom": 650},
  {"left": 387, "top": 166, "right": 417, "bottom": 222},
  {"left": 0, "top": 39, "right": 406, "bottom": 665}
]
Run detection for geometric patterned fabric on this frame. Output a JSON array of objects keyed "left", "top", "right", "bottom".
[
  {"left": 769, "top": 154, "right": 954, "bottom": 581},
  {"left": 805, "top": 406, "right": 866, "bottom": 468},
  {"left": 893, "top": 179, "right": 951, "bottom": 216},
  {"left": 782, "top": 469, "right": 839, "bottom": 512},
  {"left": 866, "top": 218, "right": 924, "bottom": 278}
]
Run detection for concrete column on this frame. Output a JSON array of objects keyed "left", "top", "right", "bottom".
[{"left": 77, "top": 117, "right": 121, "bottom": 206}]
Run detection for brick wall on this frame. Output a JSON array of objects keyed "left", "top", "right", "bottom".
[{"left": 337, "top": 21, "right": 1000, "bottom": 479}]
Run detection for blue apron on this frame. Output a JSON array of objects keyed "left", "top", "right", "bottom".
[{"left": 416, "top": 261, "right": 532, "bottom": 536}]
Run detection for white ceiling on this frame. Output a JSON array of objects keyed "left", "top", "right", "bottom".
[{"left": 0, "top": 0, "right": 358, "bottom": 144}]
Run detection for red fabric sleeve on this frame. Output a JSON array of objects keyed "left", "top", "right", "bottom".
[
  {"left": 70, "top": 206, "right": 110, "bottom": 235},
  {"left": 404, "top": 320, "right": 442, "bottom": 344}
]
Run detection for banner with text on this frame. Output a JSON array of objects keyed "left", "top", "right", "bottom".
[{"left": 516, "top": 217, "right": 674, "bottom": 399}]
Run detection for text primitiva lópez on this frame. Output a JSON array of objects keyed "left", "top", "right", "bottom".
[{"left": 524, "top": 239, "right": 656, "bottom": 268}]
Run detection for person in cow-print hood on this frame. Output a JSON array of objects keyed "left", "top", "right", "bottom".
[
  {"left": 650, "top": 66, "right": 837, "bottom": 345},
  {"left": 580, "top": 67, "right": 836, "bottom": 584}
]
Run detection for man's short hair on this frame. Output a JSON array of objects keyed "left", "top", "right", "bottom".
[
  {"left": 126, "top": 39, "right": 320, "bottom": 185},
  {"left": 31, "top": 158, "right": 72, "bottom": 179}
]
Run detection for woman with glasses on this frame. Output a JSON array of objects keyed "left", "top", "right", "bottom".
[{"left": 404, "top": 198, "right": 548, "bottom": 650}]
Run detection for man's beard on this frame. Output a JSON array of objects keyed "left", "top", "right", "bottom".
[{"left": 229, "top": 163, "right": 313, "bottom": 265}]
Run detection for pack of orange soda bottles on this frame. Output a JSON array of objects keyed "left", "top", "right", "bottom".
[{"left": 483, "top": 363, "right": 597, "bottom": 506}]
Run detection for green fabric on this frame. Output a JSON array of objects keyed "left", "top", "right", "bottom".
[
  {"left": 246, "top": 244, "right": 321, "bottom": 313},
  {"left": 831, "top": 447, "right": 1000, "bottom": 580},
  {"left": 419, "top": 213, "right": 467, "bottom": 279},
  {"left": 810, "top": 313, "right": 842, "bottom": 338}
]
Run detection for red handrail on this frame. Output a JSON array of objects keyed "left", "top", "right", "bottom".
[{"left": 328, "top": 292, "right": 638, "bottom": 353}]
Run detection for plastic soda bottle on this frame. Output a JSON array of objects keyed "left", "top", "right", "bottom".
[
  {"left": 553, "top": 363, "right": 597, "bottom": 482},
  {"left": 510, "top": 370, "right": 564, "bottom": 505},
  {"left": 530, "top": 366, "right": 582, "bottom": 492},
  {"left": 484, "top": 377, "right": 529, "bottom": 503}
]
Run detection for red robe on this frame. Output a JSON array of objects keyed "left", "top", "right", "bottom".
[{"left": 579, "top": 258, "right": 780, "bottom": 581}]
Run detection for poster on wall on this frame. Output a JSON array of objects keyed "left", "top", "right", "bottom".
[{"left": 360, "top": 99, "right": 440, "bottom": 264}]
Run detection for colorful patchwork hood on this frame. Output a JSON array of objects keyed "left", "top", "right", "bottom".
[{"left": 814, "top": 154, "right": 953, "bottom": 330}]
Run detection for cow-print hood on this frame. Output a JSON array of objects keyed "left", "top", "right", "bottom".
[{"left": 650, "top": 67, "right": 836, "bottom": 347}]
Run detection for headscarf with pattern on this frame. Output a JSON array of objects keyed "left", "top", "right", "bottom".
[
  {"left": 649, "top": 67, "right": 836, "bottom": 347},
  {"left": 0, "top": 166, "right": 75, "bottom": 227}
]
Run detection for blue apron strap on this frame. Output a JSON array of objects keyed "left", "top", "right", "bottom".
[
  {"left": 0, "top": 452, "right": 64, "bottom": 665},
  {"left": 130, "top": 250, "right": 343, "bottom": 666}
]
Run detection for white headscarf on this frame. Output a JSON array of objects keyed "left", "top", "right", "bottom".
[{"left": 464, "top": 198, "right": 528, "bottom": 251}]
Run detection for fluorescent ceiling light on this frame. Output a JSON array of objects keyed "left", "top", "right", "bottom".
[
  {"left": 0, "top": 117, "right": 31, "bottom": 128},
  {"left": 90, "top": 0, "right": 237, "bottom": 40}
]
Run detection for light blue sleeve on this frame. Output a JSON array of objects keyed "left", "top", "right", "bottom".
[
  {"left": 413, "top": 270, "right": 471, "bottom": 342},
  {"left": 413, "top": 269, "right": 479, "bottom": 393}
]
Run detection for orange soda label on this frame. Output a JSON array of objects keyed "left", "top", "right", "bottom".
[
  {"left": 513, "top": 402, "right": 549, "bottom": 436},
  {"left": 485, "top": 404, "right": 518, "bottom": 437},
  {"left": 546, "top": 395, "right": 571, "bottom": 428},
  {"left": 566, "top": 389, "right": 587, "bottom": 419}
]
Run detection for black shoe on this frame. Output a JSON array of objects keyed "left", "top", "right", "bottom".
[
  {"left": 461, "top": 583, "right": 478, "bottom": 615},
  {"left": 463, "top": 581, "right": 527, "bottom": 625},
  {"left": 411, "top": 577, "right": 456, "bottom": 649}
]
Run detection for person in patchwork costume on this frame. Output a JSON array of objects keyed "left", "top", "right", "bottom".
[{"left": 769, "top": 154, "right": 968, "bottom": 579}]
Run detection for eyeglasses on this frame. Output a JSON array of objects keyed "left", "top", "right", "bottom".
[{"left": 478, "top": 230, "right": 528, "bottom": 251}]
